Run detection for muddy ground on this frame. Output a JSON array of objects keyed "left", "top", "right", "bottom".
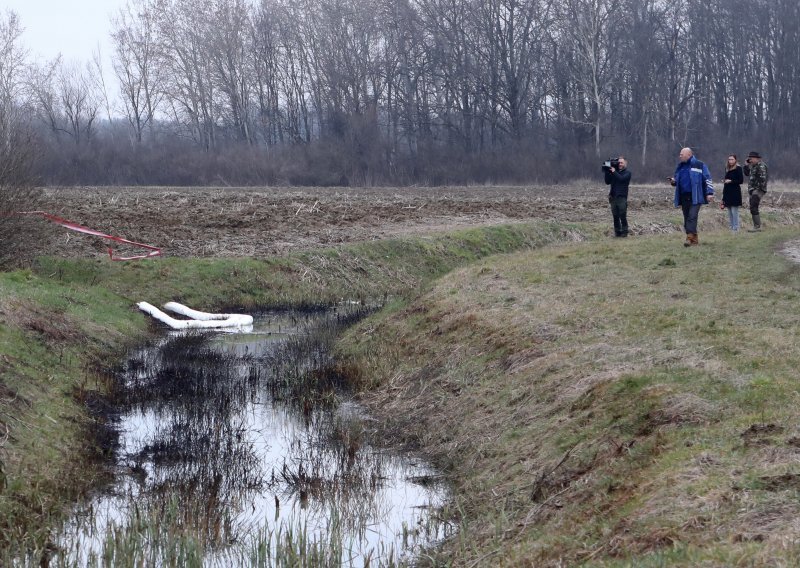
[{"left": 34, "top": 184, "right": 800, "bottom": 259}]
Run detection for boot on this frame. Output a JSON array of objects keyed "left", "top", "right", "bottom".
[
  {"left": 690, "top": 233, "right": 699, "bottom": 245},
  {"left": 684, "top": 233, "right": 692, "bottom": 247},
  {"left": 748, "top": 214, "right": 762, "bottom": 232}
]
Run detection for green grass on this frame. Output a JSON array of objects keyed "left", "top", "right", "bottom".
[
  {"left": 7, "top": 217, "right": 800, "bottom": 565},
  {"left": 49, "top": 496, "right": 361, "bottom": 568},
  {"left": 336, "top": 227, "right": 800, "bottom": 566},
  {"left": 0, "top": 220, "right": 570, "bottom": 561},
  {"left": 30, "top": 222, "right": 573, "bottom": 309}
]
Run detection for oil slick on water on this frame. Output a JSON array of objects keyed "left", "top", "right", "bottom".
[{"left": 55, "top": 307, "right": 453, "bottom": 567}]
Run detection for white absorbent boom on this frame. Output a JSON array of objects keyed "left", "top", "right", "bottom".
[{"left": 137, "top": 301, "right": 253, "bottom": 329}]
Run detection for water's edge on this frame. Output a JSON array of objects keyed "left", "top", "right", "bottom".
[{"left": 56, "top": 306, "right": 452, "bottom": 566}]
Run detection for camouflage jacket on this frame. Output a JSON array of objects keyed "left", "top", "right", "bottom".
[{"left": 748, "top": 161, "right": 768, "bottom": 193}]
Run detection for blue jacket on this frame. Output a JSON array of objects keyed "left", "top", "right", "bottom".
[{"left": 673, "top": 156, "right": 714, "bottom": 207}]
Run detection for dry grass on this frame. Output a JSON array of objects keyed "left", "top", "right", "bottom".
[
  {"left": 338, "top": 227, "right": 800, "bottom": 566},
  {"left": 0, "top": 219, "right": 577, "bottom": 562},
  {"left": 6, "top": 181, "right": 800, "bottom": 564},
  {"left": 32, "top": 184, "right": 800, "bottom": 261}
]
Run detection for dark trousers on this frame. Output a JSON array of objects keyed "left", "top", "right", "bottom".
[
  {"left": 609, "top": 196, "right": 628, "bottom": 236},
  {"left": 680, "top": 193, "right": 700, "bottom": 234},
  {"left": 749, "top": 190, "right": 763, "bottom": 215}
]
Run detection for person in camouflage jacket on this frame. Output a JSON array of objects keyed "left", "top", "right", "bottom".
[{"left": 744, "top": 150, "right": 768, "bottom": 231}]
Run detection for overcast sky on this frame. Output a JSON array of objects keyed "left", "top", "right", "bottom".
[{"left": 4, "top": 1, "right": 127, "bottom": 67}]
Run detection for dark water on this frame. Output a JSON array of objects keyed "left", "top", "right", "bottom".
[{"left": 58, "top": 307, "right": 452, "bottom": 566}]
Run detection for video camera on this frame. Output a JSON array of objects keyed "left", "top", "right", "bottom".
[{"left": 602, "top": 158, "right": 620, "bottom": 172}]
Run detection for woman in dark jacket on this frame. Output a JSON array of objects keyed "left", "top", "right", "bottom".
[{"left": 721, "top": 154, "right": 744, "bottom": 233}]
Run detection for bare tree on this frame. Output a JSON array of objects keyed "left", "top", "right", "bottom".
[
  {"left": 416, "top": 0, "right": 479, "bottom": 151},
  {"left": 152, "top": 0, "right": 219, "bottom": 150},
  {"left": 19, "top": 0, "right": 800, "bottom": 184},
  {"left": 29, "top": 58, "right": 101, "bottom": 147},
  {"left": 111, "top": 0, "right": 163, "bottom": 145},
  {"left": 621, "top": 0, "right": 671, "bottom": 165},
  {"left": 0, "top": 10, "right": 41, "bottom": 267},
  {"left": 475, "top": 0, "right": 553, "bottom": 140},
  {"left": 57, "top": 62, "right": 101, "bottom": 146},
  {"left": 251, "top": 0, "right": 289, "bottom": 145},
  {"left": 208, "top": 0, "right": 255, "bottom": 144},
  {"left": 556, "top": 0, "right": 623, "bottom": 157},
  {"left": 380, "top": 0, "right": 422, "bottom": 164}
]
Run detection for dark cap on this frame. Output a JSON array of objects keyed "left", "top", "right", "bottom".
[{"left": 747, "top": 151, "right": 762, "bottom": 159}]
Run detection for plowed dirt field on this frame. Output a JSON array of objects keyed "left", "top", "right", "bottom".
[{"left": 35, "top": 184, "right": 800, "bottom": 259}]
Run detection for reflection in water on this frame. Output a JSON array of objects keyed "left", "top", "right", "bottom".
[{"left": 59, "top": 307, "right": 452, "bottom": 566}]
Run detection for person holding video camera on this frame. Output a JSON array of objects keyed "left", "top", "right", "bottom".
[
  {"left": 603, "top": 156, "right": 631, "bottom": 237},
  {"left": 743, "top": 151, "right": 768, "bottom": 231},
  {"left": 668, "top": 147, "right": 714, "bottom": 247}
]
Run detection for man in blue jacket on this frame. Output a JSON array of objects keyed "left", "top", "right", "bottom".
[{"left": 668, "top": 147, "right": 715, "bottom": 246}]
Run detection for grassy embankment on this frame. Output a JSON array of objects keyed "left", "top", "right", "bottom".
[
  {"left": 0, "top": 220, "right": 574, "bottom": 559},
  {"left": 6, "top": 199, "right": 800, "bottom": 566},
  {"left": 337, "top": 226, "right": 800, "bottom": 566}
]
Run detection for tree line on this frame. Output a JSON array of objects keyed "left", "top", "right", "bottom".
[{"left": 2, "top": 0, "right": 799, "bottom": 186}]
